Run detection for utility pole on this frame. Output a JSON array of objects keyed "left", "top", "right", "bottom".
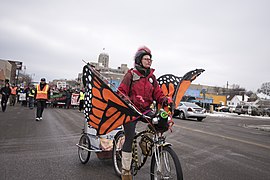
[{"left": 201, "top": 89, "right": 207, "bottom": 109}]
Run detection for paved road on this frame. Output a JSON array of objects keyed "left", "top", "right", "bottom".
[{"left": 0, "top": 106, "right": 270, "bottom": 180}]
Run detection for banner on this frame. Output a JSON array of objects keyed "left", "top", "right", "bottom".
[
  {"left": 18, "top": 92, "right": 26, "bottom": 101},
  {"left": 48, "top": 93, "right": 66, "bottom": 103},
  {"left": 71, "top": 93, "right": 79, "bottom": 105}
]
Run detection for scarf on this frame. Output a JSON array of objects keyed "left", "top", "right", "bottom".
[{"left": 135, "top": 65, "right": 150, "bottom": 77}]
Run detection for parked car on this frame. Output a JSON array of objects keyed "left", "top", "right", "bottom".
[
  {"left": 216, "top": 106, "right": 230, "bottom": 112},
  {"left": 235, "top": 105, "right": 263, "bottom": 116},
  {"left": 228, "top": 106, "right": 236, "bottom": 113},
  {"left": 262, "top": 108, "right": 270, "bottom": 116},
  {"left": 248, "top": 106, "right": 264, "bottom": 116},
  {"left": 234, "top": 105, "right": 249, "bottom": 115},
  {"left": 174, "top": 102, "right": 206, "bottom": 121}
]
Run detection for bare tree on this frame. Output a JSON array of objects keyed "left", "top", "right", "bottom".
[
  {"left": 18, "top": 73, "right": 32, "bottom": 86},
  {"left": 257, "top": 82, "right": 270, "bottom": 96},
  {"left": 224, "top": 84, "right": 247, "bottom": 99}
]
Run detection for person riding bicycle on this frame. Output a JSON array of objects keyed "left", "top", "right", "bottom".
[{"left": 118, "top": 46, "right": 168, "bottom": 180}]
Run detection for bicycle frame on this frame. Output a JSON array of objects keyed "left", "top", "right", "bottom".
[{"left": 132, "top": 129, "right": 171, "bottom": 173}]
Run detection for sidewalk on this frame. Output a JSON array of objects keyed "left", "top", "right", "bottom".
[
  {"left": 206, "top": 111, "right": 270, "bottom": 132},
  {"left": 244, "top": 125, "right": 270, "bottom": 132}
]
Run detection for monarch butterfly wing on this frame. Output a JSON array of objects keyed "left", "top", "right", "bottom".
[
  {"left": 157, "top": 74, "right": 181, "bottom": 99},
  {"left": 173, "top": 69, "right": 205, "bottom": 107},
  {"left": 157, "top": 69, "right": 205, "bottom": 108},
  {"left": 83, "top": 64, "right": 140, "bottom": 135}
]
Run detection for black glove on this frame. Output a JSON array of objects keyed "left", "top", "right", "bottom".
[{"left": 161, "top": 97, "right": 169, "bottom": 107}]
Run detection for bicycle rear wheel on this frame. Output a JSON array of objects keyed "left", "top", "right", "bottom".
[
  {"left": 112, "top": 131, "right": 125, "bottom": 177},
  {"left": 78, "top": 134, "right": 91, "bottom": 164},
  {"left": 150, "top": 146, "right": 183, "bottom": 180}
]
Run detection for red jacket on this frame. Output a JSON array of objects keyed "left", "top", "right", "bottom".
[{"left": 118, "top": 68, "right": 165, "bottom": 112}]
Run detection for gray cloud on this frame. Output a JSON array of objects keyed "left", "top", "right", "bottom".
[{"left": 0, "top": 0, "right": 269, "bottom": 91}]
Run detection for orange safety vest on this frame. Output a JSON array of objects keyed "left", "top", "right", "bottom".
[
  {"left": 36, "top": 84, "right": 49, "bottom": 100},
  {"left": 10, "top": 87, "right": 17, "bottom": 95}
]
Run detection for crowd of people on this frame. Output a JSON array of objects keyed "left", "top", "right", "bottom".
[
  {"left": 0, "top": 78, "right": 85, "bottom": 121},
  {"left": 0, "top": 81, "right": 34, "bottom": 112}
]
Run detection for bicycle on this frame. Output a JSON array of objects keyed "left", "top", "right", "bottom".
[{"left": 112, "top": 107, "right": 183, "bottom": 180}]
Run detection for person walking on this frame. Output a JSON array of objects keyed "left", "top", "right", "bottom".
[
  {"left": 64, "top": 89, "right": 72, "bottom": 109},
  {"left": 34, "top": 78, "right": 50, "bottom": 121},
  {"left": 19, "top": 87, "right": 27, "bottom": 107},
  {"left": 117, "top": 46, "right": 168, "bottom": 180},
  {"left": 0, "top": 82, "right": 11, "bottom": 112},
  {"left": 9, "top": 83, "right": 17, "bottom": 106},
  {"left": 28, "top": 84, "right": 35, "bottom": 109},
  {"left": 77, "top": 89, "right": 85, "bottom": 112}
]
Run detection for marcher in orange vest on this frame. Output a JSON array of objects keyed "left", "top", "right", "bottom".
[
  {"left": 10, "top": 83, "right": 18, "bottom": 106},
  {"left": 34, "top": 78, "right": 50, "bottom": 121}
]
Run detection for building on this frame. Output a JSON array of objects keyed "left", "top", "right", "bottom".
[
  {"left": 189, "top": 84, "right": 228, "bottom": 95},
  {"left": 184, "top": 83, "right": 228, "bottom": 110},
  {"left": 98, "top": 52, "right": 109, "bottom": 68},
  {"left": 227, "top": 95, "right": 249, "bottom": 107},
  {"left": 0, "top": 69, "right": 5, "bottom": 85},
  {"left": 8, "top": 60, "right": 23, "bottom": 84},
  {"left": 0, "top": 59, "right": 24, "bottom": 86},
  {"left": 183, "top": 88, "right": 213, "bottom": 104},
  {"left": 257, "top": 92, "right": 270, "bottom": 100},
  {"left": 0, "top": 59, "right": 12, "bottom": 85},
  {"left": 88, "top": 52, "right": 129, "bottom": 88}
]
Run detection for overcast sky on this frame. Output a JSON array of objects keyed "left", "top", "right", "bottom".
[{"left": 0, "top": 0, "right": 269, "bottom": 91}]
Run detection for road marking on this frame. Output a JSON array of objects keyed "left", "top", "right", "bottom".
[{"left": 174, "top": 124, "right": 270, "bottom": 150}]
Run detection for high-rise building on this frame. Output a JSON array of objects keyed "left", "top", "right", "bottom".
[
  {"left": 98, "top": 53, "right": 109, "bottom": 68},
  {"left": 86, "top": 51, "right": 129, "bottom": 89}
]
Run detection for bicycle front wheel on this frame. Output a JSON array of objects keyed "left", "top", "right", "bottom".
[{"left": 150, "top": 146, "right": 183, "bottom": 180}]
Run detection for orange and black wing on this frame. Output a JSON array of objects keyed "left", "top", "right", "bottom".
[
  {"left": 157, "top": 69, "right": 204, "bottom": 108},
  {"left": 83, "top": 64, "right": 140, "bottom": 135},
  {"left": 157, "top": 74, "right": 181, "bottom": 99}
]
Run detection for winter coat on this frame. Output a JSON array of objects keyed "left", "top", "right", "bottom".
[
  {"left": 118, "top": 68, "right": 165, "bottom": 112},
  {"left": 0, "top": 86, "right": 11, "bottom": 98}
]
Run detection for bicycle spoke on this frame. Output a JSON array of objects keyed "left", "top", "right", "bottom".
[{"left": 151, "top": 146, "right": 182, "bottom": 180}]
